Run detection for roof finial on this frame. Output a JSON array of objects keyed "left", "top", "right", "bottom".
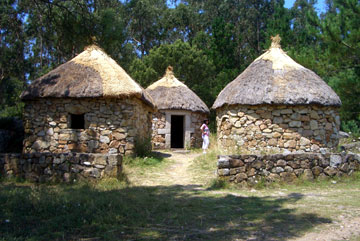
[
  {"left": 270, "top": 34, "right": 281, "bottom": 48},
  {"left": 166, "top": 66, "right": 174, "bottom": 76}
]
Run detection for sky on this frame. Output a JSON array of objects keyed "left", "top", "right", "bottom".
[{"left": 284, "top": 0, "right": 327, "bottom": 14}]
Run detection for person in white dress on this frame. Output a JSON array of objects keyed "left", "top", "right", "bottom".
[{"left": 200, "top": 119, "right": 210, "bottom": 154}]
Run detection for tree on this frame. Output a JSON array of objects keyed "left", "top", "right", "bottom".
[
  {"left": 322, "top": 0, "right": 360, "bottom": 125},
  {"left": 0, "top": 0, "right": 26, "bottom": 117},
  {"left": 129, "top": 40, "right": 216, "bottom": 106}
]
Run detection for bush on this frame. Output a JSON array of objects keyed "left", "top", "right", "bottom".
[
  {"left": 133, "top": 136, "right": 152, "bottom": 157},
  {"left": 208, "top": 178, "right": 229, "bottom": 190},
  {"left": 342, "top": 120, "right": 360, "bottom": 138}
]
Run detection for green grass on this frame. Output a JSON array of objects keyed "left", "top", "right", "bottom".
[
  {"left": 1, "top": 172, "right": 360, "bottom": 240},
  {"left": 0, "top": 179, "right": 335, "bottom": 241},
  {"left": 123, "top": 151, "right": 166, "bottom": 167}
]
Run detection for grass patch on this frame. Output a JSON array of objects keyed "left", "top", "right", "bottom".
[
  {"left": 0, "top": 180, "right": 339, "bottom": 241},
  {"left": 124, "top": 151, "right": 166, "bottom": 168},
  {"left": 208, "top": 178, "right": 230, "bottom": 190}
]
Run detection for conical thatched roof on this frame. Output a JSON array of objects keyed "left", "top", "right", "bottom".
[
  {"left": 21, "top": 45, "right": 155, "bottom": 108},
  {"left": 212, "top": 35, "right": 341, "bottom": 109},
  {"left": 146, "top": 66, "right": 209, "bottom": 113}
]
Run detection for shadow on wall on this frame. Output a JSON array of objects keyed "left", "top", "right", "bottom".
[{"left": 0, "top": 183, "right": 331, "bottom": 240}]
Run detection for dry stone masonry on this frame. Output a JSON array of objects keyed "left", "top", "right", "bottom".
[
  {"left": 23, "top": 98, "right": 153, "bottom": 155},
  {"left": 151, "top": 110, "right": 207, "bottom": 149},
  {"left": 216, "top": 105, "right": 340, "bottom": 153},
  {"left": 0, "top": 153, "right": 122, "bottom": 183},
  {"left": 217, "top": 153, "right": 360, "bottom": 184}
]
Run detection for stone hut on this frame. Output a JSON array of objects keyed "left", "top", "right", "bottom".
[
  {"left": 21, "top": 45, "right": 155, "bottom": 155},
  {"left": 212, "top": 35, "right": 342, "bottom": 153},
  {"left": 146, "top": 66, "right": 209, "bottom": 149}
]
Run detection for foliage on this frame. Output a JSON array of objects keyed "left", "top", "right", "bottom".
[
  {"left": 0, "top": 0, "right": 359, "bottom": 128},
  {"left": 123, "top": 154, "right": 165, "bottom": 168},
  {"left": 342, "top": 120, "right": 360, "bottom": 138},
  {"left": 133, "top": 136, "right": 153, "bottom": 157},
  {"left": 208, "top": 178, "right": 229, "bottom": 190},
  {"left": 129, "top": 39, "right": 216, "bottom": 107}
]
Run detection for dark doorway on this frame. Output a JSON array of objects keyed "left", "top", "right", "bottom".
[{"left": 171, "top": 115, "right": 184, "bottom": 148}]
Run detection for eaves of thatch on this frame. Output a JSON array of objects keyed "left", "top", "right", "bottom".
[
  {"left": 146, "top": 66, "right": 210, "bottom": 114},
  {"left": 20, "top": 45, "right": 155, "bottom": 108},
  {"left": 212, "top": 35, "right": 341, "bottom": 109}
]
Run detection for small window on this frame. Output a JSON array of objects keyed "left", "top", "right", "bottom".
[{"left": 70, "top": 114, "right": 85, "bottom": 129}]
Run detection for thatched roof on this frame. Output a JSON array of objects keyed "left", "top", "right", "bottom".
[
  {"left": 146, "top": 66, "right": 209, "bottom": 113},
  {"left": 21, "top": 45, "right": 155, "bottom": 108},
  {"left": 212, "top": 35, "right": 341, "bottom": 109}
]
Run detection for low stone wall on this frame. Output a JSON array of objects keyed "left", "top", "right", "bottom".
[
  {"left": 0, "top": 153, "right": 122, "bottom": 183},
  {"left": 217, "top": 153, "right": 360, "bottom": 184}
]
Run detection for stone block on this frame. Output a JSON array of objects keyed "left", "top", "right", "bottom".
[
  {"left": 303, "top": 169, "right": 314, "bottom": 180},
  {"left": 289, "top": 121, "right": 301, "bottom": 128},
  {"left": 324, "top": 166, "right": 337, "bottom": 176},
  {"left": 267, "top": 173, "right": 280, "bottom": 182},
  {"left": 312, "top": 166, "right": 323, "bottom": 176},
  {"left": 330, "top": 155, "right": 342, "bottom": 167},
  {"left": 272, "top": 166, "right": 284, "bottom": 173},
  {"left": 273, "top": 117, "right": 283, "bottom": 124},
  {"left": 281, "top": 109, "right": 293, "bottom": 114},
  {"left": 310, "top": 120, "right": 318, "bottom": 130},
  {"left": 218, "top": 156, "right": 230, "bottom": 168},
  {"left": 300, "top": 137, "right": 311, "bottom": 146},
  {"left": 247, "top": 168, "right": 256, "bottom": 177},
  {"left": 310, "top": 110, "right": 319, "bottom": 119},
  {"left": 268, "top": 138, "right": 277, "bottom": 146},
  {"left": 235, "top": 173, "right": 248, "bottom": 182},
  {"left": 280, "top": 172, "right": 297, "bottom": 182},
  {"left": 284, "top": 140, "right": 296, "bottom": 148},
  {"left": 229, "top": 158, "right": 244, "bottom": 168},
  {"left": 251, "top": 160, "right": 264, "bottom": 169},
  {"left": 276, "top": 159, "right": 286, "bottom": 167},
  {"left": 218, "top": 168, "right": 230, "bottom": 176}
]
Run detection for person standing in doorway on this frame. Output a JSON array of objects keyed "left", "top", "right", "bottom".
[{"left": 200, "top": 119, "right": 210, "bottom": 154}]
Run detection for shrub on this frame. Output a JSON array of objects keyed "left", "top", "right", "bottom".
[
  {"left": 133, "top": 136, "right": 152, "bottom": 157},
  {"left": 342, "top": 120, "right": 360, "bottom": 138},
  {"left": 208, "top": 178, "right": 229, "bottom": 190}
]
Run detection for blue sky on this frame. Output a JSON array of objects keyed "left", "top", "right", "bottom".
[{"left": 285, "top": 0, "right": 326, "bottom": 13}]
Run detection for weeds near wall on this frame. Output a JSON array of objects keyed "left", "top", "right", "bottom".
[{"left": 133, "top": 136, "right": 152, "bottom": 157}]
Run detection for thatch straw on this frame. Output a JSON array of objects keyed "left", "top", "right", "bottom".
[
  {"left": 21, "top": 45, "right": 155, "bottom": 108},
  {"left": 212, "top": 35, "right": 341, "bottom": 109},
  {"left": 146, "top": 66, "right": 209, "bottom": 113}
]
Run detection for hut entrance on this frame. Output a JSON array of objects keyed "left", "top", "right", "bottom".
[{"left": 171, "top": 115, "right": 184, "bottom": 148}]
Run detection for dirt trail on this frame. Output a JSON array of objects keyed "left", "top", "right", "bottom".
[{"left": 127, "top": 151, "right": 203, "bottom": 187}]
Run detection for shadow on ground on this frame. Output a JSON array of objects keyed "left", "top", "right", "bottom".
[{"left": 0, "top": 183, "right": 331, "bottom": 240}]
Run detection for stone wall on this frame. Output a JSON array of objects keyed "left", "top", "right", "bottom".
[
  {"left": 217, "top": 153, "right": 360, "bottom": 184},
  {"left": 23, "top": 98, "right": 153, "bottom": 155},
  {"left": 0, "top": 153, "right": 122, "bottom": 182},
  {"left": 216, "top": 105, "right": 340, "bottom": 153},
  {"left": 151, "top": 110, "right": 207, "bottom": 149}
]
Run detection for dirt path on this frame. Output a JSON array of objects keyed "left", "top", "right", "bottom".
[{"left": 126, "top": 151, "right": 204, "bottom": 187}]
